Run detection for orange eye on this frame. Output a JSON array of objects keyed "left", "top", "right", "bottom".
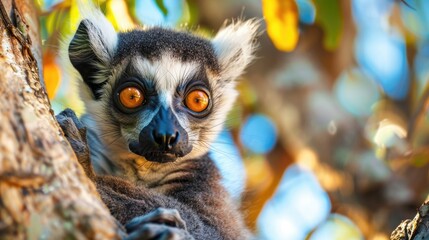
[
  {"left": 185, "top": 90, "right": 210, "bottom": 113},
  {"left": 119, "top": 87, "right": 144, "bottom": 108}
]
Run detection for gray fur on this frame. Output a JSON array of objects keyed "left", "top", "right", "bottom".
[{"left": 67, "top": 6, "right": 259, "bottom": 240}]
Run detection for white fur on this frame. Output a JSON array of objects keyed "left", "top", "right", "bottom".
[
  {"left": 77, "top": 1, "right": 118, "bottom": 63},
  {"left": 212, "top": 19, "right": 260, "bottom": 80},
  {"left": 131, "top": 54, "right": 199, "bottom": 93}
]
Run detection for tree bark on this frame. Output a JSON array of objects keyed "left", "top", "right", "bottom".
[
  {"left": 0, "top": 0, "right": 121, "bottom": 239},
  {"left": 391, "top": 198, "right": 429, "bottom": 240}
]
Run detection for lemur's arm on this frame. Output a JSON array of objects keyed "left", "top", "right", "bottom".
[
  {"left": 162, "top": 157, "right": 252, "bottom": 239},
  {"left": 57, "top": 109, "right": 248, "bottom": 240},
  {"left": 96, "top": 174, "right": 221, "bottom": 240},
  {"left": 99, "top": 156, "right": 252, "bottom": 239}
]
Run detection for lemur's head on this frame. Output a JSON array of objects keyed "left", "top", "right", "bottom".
[{"left": 68, "top": 9, "right": 258, "bottom": 163}]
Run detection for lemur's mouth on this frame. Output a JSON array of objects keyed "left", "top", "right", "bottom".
[
  {"left": 128, "top": 141, "right": 186, "bottom": 163},
  {"left": 144, "top": 152, "right": 178, "bottom": 163}
]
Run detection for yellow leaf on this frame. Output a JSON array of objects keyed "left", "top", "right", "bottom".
[
  {"left": 262, "top": 0, "right": 299, "bottom": 52},
  {"left": 106, "top": 0, "right": 135, "bottom": 31},
  {"left": 43, "top": 51, "right": 61, "bottom": 100},
  {"left": 69, "top": 0, "right": 81, "bottom": 32}
]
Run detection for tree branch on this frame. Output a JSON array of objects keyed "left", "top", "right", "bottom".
[{"left": 391, "top": 199, "right": 429, "bottom": 240}]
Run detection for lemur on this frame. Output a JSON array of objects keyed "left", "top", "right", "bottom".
[{"left": 57, "top": 5, "right": 259, "bottom": 240}]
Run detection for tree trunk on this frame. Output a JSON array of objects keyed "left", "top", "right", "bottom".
[{"left": 0, "top": 0, "right": 121, "bottom": 239}]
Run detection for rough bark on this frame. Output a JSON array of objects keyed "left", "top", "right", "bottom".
[
  {"left": 0, "top": 0, "right": 121, "bottom": 239},
  {"left": 391, "top": 198, "right": 429, "bottom": 240}
]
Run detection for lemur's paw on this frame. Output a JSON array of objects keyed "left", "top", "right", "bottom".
[
  {"left": 126, "top": 208, "right": 187, "bottom": 231},
  {"left": 56, "top": 108, "right": 95, "bottom": 179},
  {"left": 56, "top": 109, "right": 88, "bottom": 156},
  {"left": 125, "top": 208, "right": 193, "bottom": 240},
  {"left": 56, "top": 108, "right": 86, "bottom": 140},
  {"left": 125, "top": 223, "right": 193, "bottom": 240}
]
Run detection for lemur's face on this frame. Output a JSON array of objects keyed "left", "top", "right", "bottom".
[{"left": 69, "top": 11, "right": 258, "bottom": 163}]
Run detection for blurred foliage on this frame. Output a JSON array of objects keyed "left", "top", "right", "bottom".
[
  {"left": 43, "top": 50, "right": 61, "bottom": 99},
  {"left": 313, "top": 0, "right": 342, "bottom": 50},
  {"left": 262, "top": 0, "right": 299, "bottom": 51},
  {"left": 37, "top": 0, "right": 429, "bottom": 239}
]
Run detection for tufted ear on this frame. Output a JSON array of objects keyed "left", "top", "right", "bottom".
[
  {"left": 68, "top": 9, "right": 118, "bottom": 99},
  {"left": 211, "top": 19, "right": 259, "bottom": 81}
]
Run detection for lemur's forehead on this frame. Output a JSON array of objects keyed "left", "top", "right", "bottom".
[
  {"left": 128, "top": 54, "right": 207, "bottom": 93},
  {"left": 113, "top": 28, "right": 220, "bottom": 73}
]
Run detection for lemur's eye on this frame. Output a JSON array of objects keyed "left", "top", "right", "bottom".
[
  {"left": 185, "top": 90, "right": 209, "bottom": 113},
  {"left": 119, "top": 87, "right": 144, "bottom": 109}
]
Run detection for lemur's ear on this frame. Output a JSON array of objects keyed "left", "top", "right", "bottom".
[
  {"left": 211, "top": 19, "right": 259, "bottom": 81},
  {"left": 68, "top": 10, "right": 117, "bottom": 99}
]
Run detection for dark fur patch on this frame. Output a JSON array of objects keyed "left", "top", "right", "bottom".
[
  {"left": 69, "top": 20, "right": 107, "bottom": 99},
  {"left": 114, "top": 28, "right": 220, "bottom": 73}
]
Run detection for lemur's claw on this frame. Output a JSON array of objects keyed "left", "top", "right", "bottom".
[{"left": 125, "top": 208, "right": 193, "bottom": 240}]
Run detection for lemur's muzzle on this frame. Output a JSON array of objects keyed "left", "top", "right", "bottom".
[{"left": 129, "top": 108, "right": 192, "bottom": 163}]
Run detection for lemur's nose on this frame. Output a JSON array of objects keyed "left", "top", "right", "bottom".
[
  {"left": 152, "top": 130, "right": 179, "bottom": 150},
  {"left": 132, "top": 107, "right": 192, "bottom": 162}
]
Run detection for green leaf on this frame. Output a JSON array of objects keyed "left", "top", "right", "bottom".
[
  {"left": 154, "top": 0, "right": 168, "bottom": 17},
  {"left": 313, "top": 0, "right": 343, "bottom": 50}
]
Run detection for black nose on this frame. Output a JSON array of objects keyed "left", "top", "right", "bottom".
[
  {"left": 130, "top": 107, "right": 192, "bottom": 162},
  {"left": 152, "top": 130, "right": 179, "bottom": 150}
]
